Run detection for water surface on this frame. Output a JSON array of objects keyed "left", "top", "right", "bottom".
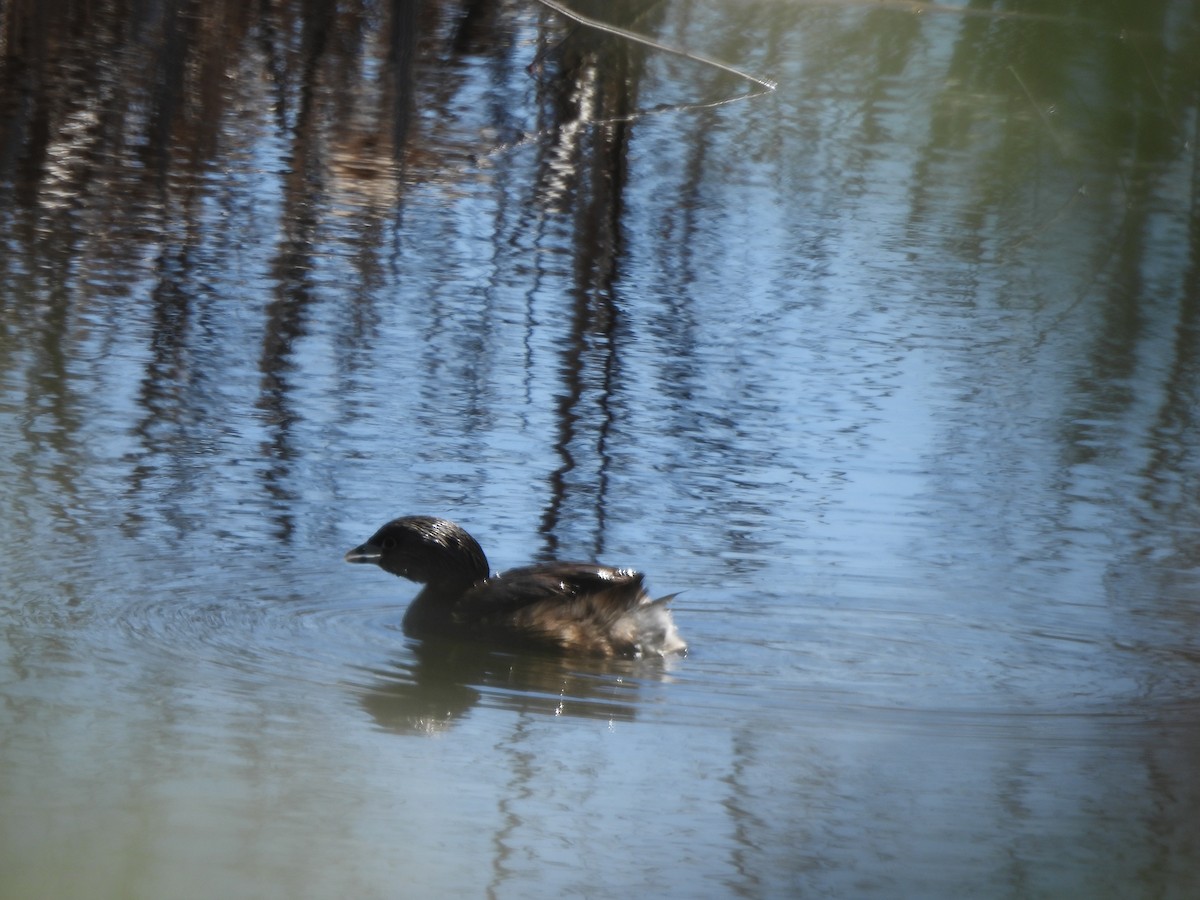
[{"left": 3, "top": 1, "right": 1200, "bottom": 897}]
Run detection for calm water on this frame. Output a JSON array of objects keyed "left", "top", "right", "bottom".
[{"left": 3, "top": 0, "right": 1200, "bottom": 896}]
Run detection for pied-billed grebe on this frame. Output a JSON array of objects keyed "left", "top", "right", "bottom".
[{"left": 345, "top": 516, "right": 686, "bottom": 658}]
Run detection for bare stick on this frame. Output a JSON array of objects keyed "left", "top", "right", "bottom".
[{"left": 534, "top": 0, "right": 778, "bottom": 92}]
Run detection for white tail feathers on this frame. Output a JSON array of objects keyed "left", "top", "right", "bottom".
[{"left": 617, "top": 594, "right": 687, "bottom": 658}]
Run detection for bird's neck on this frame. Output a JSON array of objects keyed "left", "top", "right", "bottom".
[{"left": 403, "top": 582, "right": 470, "bottom": 634}]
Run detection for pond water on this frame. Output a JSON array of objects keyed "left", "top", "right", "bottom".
[{"left": 3, "top": 0, "right": 1200, "bottom": 896}]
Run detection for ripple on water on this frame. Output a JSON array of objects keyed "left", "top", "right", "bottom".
[
  {"left": 102, "top": 565, "right": 688, "bottom": 733},
  {"left": 115, "top": 585, "right": 408, "bottom": 684}
]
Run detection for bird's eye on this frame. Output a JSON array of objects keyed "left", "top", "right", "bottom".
[{"left": 381, "top": 536, "right": 397, "bottom": 550}]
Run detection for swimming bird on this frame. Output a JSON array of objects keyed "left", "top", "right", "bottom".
[{"left": 345, "top": 516, "right": 686, "bottom": 658}]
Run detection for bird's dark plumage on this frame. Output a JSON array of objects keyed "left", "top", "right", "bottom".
[{"left": 345, "top": 516, "right": 685, "bottom": 658}]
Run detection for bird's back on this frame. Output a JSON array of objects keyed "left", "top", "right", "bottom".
[{"left": 450, "top": 564, "right": 684, "bottom": 657}]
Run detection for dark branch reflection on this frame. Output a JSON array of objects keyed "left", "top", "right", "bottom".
[{"left": 529, "top": 3, "right": 661, "bottom": 561}]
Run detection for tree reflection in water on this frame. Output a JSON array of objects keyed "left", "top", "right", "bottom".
[{"left": 3, "top": 2, "right": 1200, "bottom": 897}]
